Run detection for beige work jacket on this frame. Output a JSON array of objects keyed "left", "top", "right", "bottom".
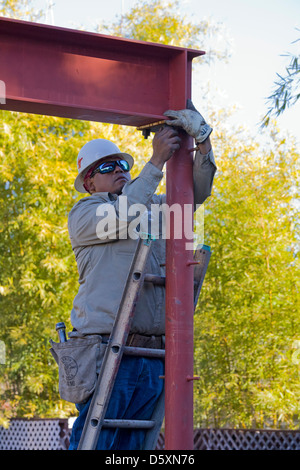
[{"left": 68, "top": 150, "right": 216, "bottom": 336}]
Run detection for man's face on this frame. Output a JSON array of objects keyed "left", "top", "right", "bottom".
[{"left": 86, "top": 156, "right": 131, "bottom": 195}]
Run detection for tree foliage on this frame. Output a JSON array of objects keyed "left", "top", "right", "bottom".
[
  {"left": 97, "top": 0, "right": 231, "bottom": 63},
  {"left": 0, "top": 112, "right": 88, "bottom": 423},
  {"left": 262, "top": 33, "right": 300, "bottom": 127},
  {"left": 0, "top": 0, "right": 42, "bottom": 21},
  {"left": 194, "top": 120, "right": 300, "bottom": 428}
]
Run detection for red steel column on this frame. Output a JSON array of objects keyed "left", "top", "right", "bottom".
[{"left": 165, "top": 51, "right": 195, "bottom": 450}]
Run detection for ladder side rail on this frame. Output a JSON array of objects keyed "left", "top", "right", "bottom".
[
  {"left": 193, "top": 245, "right": 211, "bottom": 308},
  {"left": 143, "top": 383, "right": 165, "bottom": 450},
  {"left": 77, "top": 237, "right": 153, "bottom": 450}
]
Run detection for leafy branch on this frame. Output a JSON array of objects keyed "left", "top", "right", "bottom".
[{"left": 262, "top": 35, "right": 300, "bottom": 127}]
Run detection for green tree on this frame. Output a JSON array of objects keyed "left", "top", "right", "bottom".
[
  {"left": 0, "top": 112, "right": 90, "bottom": 423},
  {"left": 0, "top": 0, "right": 42, "bottom": 21},
  {"left": 194, "top": 119, "right": 300, "bottom": 428},
  {"left": 97, "top": 0, "right": 231, "bottom": 63}
]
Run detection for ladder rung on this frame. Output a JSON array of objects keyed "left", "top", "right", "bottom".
[
  {"left": 123, "top": 346, "right": 165, "bottom": 359},
  {"left": 144, "top": 274, "right": 165, "bottom": 285},
  {"left": 144, "top": 274, "right": 203, "bottom": 288},
  {"left": 103, "top": 419, "right": 155, "bottom": 429}
]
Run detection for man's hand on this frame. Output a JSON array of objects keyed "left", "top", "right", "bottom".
[
  {"left": 163, "top": 99, "right": 212, "bottom": 143},
  {"left": 150, "top": 126, "right": 181, "bottom": 170}
]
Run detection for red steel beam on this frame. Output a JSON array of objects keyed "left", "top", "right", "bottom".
[
  {"left": 0, "top": 16, "right": 203, "bottom": 126},
  {"left": 0, "top": 16, "right": 205, "bottom": 450}
]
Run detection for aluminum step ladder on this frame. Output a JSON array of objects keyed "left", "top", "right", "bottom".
[{"left": 76, "top": 235, "right": 211, "bottom": 450}]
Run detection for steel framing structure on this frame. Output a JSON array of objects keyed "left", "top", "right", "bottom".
[{"left": 0, "top": 16, "right": 205, "bottom": 450}]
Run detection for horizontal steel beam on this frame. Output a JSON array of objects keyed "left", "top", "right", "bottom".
[{"left": 0, "top": 16, "right": 204, "bottom": 126}]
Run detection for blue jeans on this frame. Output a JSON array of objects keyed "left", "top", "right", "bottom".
[{"left": 69, "top": 355, "right": 164, "bottom": 450}]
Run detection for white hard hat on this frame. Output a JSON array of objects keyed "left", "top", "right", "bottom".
[{"left": 74, "top": 139, "right": 134, "bottom": 193}]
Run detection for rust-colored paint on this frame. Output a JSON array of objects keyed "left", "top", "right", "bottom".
[{"left": 165, "top": 132, "right": 195, "bottom": 450}]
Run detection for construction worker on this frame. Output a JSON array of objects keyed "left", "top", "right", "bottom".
[{"left": 66, "top": 101, "right": 216, "bottom": 450}]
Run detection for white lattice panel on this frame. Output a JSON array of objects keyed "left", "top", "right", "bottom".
[
  {"left": 193, "top": 429, "right": 300, "bottom": 450},
  {"left": 2, "top": 421, "right": 300, "bottom": 450},
  {"left": 0, "top": 419, "right": 69, "bottom": 450}
]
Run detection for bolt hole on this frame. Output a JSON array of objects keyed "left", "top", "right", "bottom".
[
  {"left": 91, "top": 419, "right": 98, "bottom": 427},
  {"left": 112, "top": 345, "right": 120, "bottom": 354},
  {"left": 133, "top": 271, "right": 141, "bottom": 281}
]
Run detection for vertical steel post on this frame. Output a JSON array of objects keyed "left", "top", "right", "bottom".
[{"left": 165, "top": 51, "right": 195, "bottom": 450}]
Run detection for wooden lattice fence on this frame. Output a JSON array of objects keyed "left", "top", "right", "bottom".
[{"left": 1, "top": 419, "right": 300, "bottom": 450}]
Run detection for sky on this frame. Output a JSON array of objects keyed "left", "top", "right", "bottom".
[{"left": 32, "top": 0, "right": 300, "bottom": 143}]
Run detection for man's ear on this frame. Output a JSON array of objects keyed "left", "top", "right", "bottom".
[{"left": 84, "top": 178, "right": 95, "bottom": 194}]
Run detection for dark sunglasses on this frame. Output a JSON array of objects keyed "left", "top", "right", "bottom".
[{"left": 91, "top": 159, "right": 130, "bottom": 177}]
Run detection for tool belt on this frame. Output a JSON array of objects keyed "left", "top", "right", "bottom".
[
  {"left": 101, "top": 333, "right": 165, "bottom": 350},
  {"left": 50, "top": 332, "right": 165, "bottom": 404}
]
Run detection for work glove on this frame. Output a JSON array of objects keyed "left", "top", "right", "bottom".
[{"left": 163, "top": 99, "right": 212, "bottom": 143}]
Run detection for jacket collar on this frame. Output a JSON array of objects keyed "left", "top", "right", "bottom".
[{"left": 90, "top": 191, "right": 118, "bottom": 201}]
